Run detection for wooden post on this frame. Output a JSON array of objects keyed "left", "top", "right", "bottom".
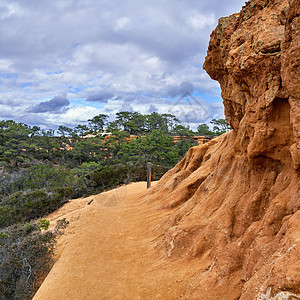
[{"left": 147, "top": 162, "right": 152, "bottom": 189}]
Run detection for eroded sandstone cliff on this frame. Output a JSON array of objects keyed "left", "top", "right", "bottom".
[{"left": 148, "top": 0, "right": 300, "bottom": 299}]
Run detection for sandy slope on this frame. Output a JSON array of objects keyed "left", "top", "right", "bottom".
[{"left": 33, "top": 182, "right": 197, "bottom": 300}]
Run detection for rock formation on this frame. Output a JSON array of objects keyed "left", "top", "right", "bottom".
[{"left": 148, "top": 0, "right": 300, "bottom": 298}]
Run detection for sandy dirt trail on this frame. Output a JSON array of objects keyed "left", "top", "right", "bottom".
[{"left": 33, "top": 182, "right": 195, "bottom": 300}]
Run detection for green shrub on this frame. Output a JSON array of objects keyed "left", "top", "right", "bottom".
[
  {"left": 0, "top": 187, "right": 73, "bottom": 229},
  {"left": 91, "top": 164, "right": 129, "bottom": 190},
  {"left": 37, "top": 219, "right": 50, "bottom": 231},
  {"left": 71, "top": 162, "right": 101, "bottom": 178}
]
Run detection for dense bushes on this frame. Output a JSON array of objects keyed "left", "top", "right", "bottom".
[
  {"left": 0, "top": 164, "right": 79, "bottom": 197},
  {"left": 90, "top": 160, "right": 171, "bottom": 192},
  {"left": 91, "top": 164, "right": 129, "bottom": 190},
  {"left": 0, "top": 159, "right": 172, "bottom": 230},
  {"left": 0, "top": 188, "right": 73, "bottom": 228},
  {"left": 115, "top": 130, "right": 179, "bottom": 165},
  {"left": 0, "top": 164, "right": 88, "bottom": 229},
  {"left": 0, "top": 220, "right": 57, "bottom": 300}
]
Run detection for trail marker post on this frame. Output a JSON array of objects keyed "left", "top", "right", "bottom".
[{"left": 147, "top": 162, "right": 152, "bottom": 189}]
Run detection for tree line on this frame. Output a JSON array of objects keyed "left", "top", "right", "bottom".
[
  {"left": 57, "top": 111, "right": 231, "bottom": 137},
  {"left": 0, "top": 112, "right": 230, "bottom": 166}
]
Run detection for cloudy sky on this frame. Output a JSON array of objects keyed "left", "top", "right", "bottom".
[{"left": 0, "top": 0, "right": 244, "bottom": 129}]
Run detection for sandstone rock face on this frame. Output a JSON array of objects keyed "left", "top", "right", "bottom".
[{"left": 148, "top": 0, "right": 300, "bottom": 299}]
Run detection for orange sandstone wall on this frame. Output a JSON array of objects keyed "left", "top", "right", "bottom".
[{"left": 147, "top": 0, "right": 300, "bottom": 299}]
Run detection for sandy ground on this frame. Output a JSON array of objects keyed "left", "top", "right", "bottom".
[{"left": 33, "top": 182, "right": 196, "bottom": 300}]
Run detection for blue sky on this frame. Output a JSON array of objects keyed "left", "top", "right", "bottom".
[{"left": 0, "top": 0, "right": 245, "bottom": 129}]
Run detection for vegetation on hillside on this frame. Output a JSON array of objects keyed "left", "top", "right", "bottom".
[
  {"left": 0, "top": 113, "right": 231, "bottom": 224},
  {"left": 0, "top": 112, "right": 230, "bottom": 299}
]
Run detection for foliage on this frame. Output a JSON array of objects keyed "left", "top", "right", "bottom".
[
  {"left": 57, "top": 125, "right": 73, "bottom": 137},
  {"left": 37, "top": 219, "right": 50, "bottom": 231},
  {"left": 196, "top": 119, "right": 231, "bottom": 136},
  {"left": 72, "top": 136, "right": 106, "bottom": 165},
  {"left": 171, "top": 124, "right": 194, "bottom": 137},
  {"left": 197, "top": 124, "right": 214, "bottom": 136},
  {"left": 0, "top": 219, "right": 66, "bottom": 300},
  {"left": 111, "top": 111, "right": 179, "bottom": 135},
  {"left": 88, "top": 114, "right": 108, "bottom": 134},
  {"left": 114, "top": 111, "right": 145, "bottom": 134},
  {"left": 210, "top": 119, "right": 231, "bottom": 135},
  {"left": 91, "top": 164, "right": 129, "bottom": 190},
  {"left": 74, "top": 125, "right": 90, "bottom": 138},
  {"left": 175, "top": 138, "right": 198, "bottom": 158},
  {"left": 71, "top": 162, "right": 101, "bottom": 178},
  {"left": 0, "top": 164, "right": 88, "bottom": 228},
  {"left": 0, "top": 114, "right": 230, "bottom": 171},
  {"left": 0, "top": 187, "right": 73, "bottom": 228},
  {"left": 0, "top": 164, "right": 77, "bottom": 197},
  {"left": 115, "top": 130, "right": 178, "bottom": 165},
  {"left": 0, "top": 120, "right": 33, "bottom": 166},
  {"left": 90, "top": 160, "right": 170, "bottom": 192}
]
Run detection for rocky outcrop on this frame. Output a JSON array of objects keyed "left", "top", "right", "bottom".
[{"left": 148, "top": 0, "right": 300, "bottom": 299}]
